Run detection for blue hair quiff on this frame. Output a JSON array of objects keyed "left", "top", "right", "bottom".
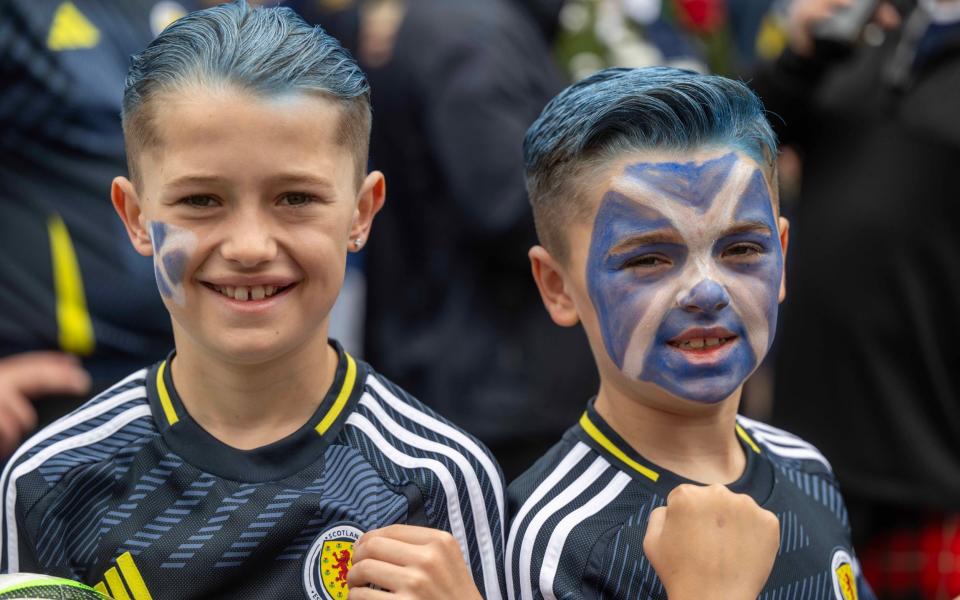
[
  {"left": 523, "top": 67, "right": 778, "bottom": 256},
  {"left": 121, "top": 1, "right": 370, "bottom": 178}
]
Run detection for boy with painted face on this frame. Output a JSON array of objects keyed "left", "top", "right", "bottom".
[
  {"left": 0, "top": 3, "right": 502, "bottom": 598},
  {"left": 507, "top": 67, "right": 876, "bottom": 599}
]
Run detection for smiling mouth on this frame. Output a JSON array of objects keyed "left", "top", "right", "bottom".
[
  {"left": 668, "top": 336, "right": 737, "bottom": 351},
  {"left": 202, "top": 282, "right": 296, "bottom": 302}
]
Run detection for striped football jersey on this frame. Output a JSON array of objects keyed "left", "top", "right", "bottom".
[
  {"left": 507, "top": 400, "right": 875, "bottom": 600},
  {"left": 0, "top": 343, "right": 505, "bottom": 599}
]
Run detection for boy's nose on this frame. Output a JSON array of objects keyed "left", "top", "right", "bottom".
[
  {"left": 677, "top": 279, "right": 730, "bottom": 314},
  {"left": 220, "top": 213, "right": 278, "bottom": 267}
]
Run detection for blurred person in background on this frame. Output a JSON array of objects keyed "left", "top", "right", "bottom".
[
  {"left": 551, "top": 0, "right": 784, "bottom": 80},
  {"left": 749, "top": 0, "right": 960, "bottom": 597},
  {"left": 295, "top": 0, "right": 598, "bottom": 479},
  {"left": 0, "top": 0, "right": 199, "bottom": 459}
]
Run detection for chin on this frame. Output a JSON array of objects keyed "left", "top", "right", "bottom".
[
  {"left": 646, "top": 371, "right": 746, "bottom": 405},
  {"left": 200, "top": 328, "right": 315, "bottom": 366},
  {"left": 674, "top": 382, "right": 739, "bottom": 405}
]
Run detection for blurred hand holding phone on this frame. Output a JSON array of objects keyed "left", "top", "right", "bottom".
[
  {"left": 811, "top": 0, "right": 881, "bottom": 41},
  {"left": 787, "top": 0, "right": 902, "bottom": 56}
]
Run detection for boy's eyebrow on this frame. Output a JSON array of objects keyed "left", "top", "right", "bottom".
[
  {"left": 609, "top": 230, "right": 682, "bottom": 255},
  {"left": 166, "top": 174, "right": 227, "bottom": 189},
  {"left": 263, "top": 172, "right": 338, "bottom": 191},
  {"left": 164, "top": 173, "right": 338, "bottom": 191},
  {"left": 719, "top": 221, "right": 774, "bottom": 237}
]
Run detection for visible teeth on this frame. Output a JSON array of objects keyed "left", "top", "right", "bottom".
[
  {"left": 211, "top": 284, "right": 286, "bottom": 301},
  {"left": 673, "top": 337, "right": 734, "bottom": 350}
]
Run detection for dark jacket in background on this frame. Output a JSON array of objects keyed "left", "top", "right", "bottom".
[
  {"left": 0, "top": 0, "right": 179, "bottom": 399},
  {"left": 749, "top": 6, "right": 960, "bottom": 540}
]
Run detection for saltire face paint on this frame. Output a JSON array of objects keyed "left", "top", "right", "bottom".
[
  {"left": 149, "top": 221, "right": 198, "bottom": 307},
  {"left": 586, "top": 151, "right": 782, "bottom": 404}
]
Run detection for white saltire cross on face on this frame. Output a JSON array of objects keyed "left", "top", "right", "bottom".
[{"left": 586, "top": 150, "right": 783, "bottom": 404}]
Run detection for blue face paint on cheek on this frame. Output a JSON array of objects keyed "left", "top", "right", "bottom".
[
  {"left": 154, "top": 262, "right": 173, "bottom": 299},
  {"left": 729, "top": 169, "right": 783, "bottom": 351},
  {"left": 149, "top": 221, "right": 197, "bottom": 306},
  {"left": 162, "top": 250, "right": 189, "bottom": 286},
  {"left": 586, "top": 191, "right": 687, "bottom": 368},
  {"left": 624, "top": 152, "right": 737, "bottom": 213}
]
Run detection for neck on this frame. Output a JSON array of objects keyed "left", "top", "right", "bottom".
[
  {"left": 170, "top": 332, "right": 339, "bottom": 450},
  {"left": 594, "top": 380, "right": 746, "bottom": 485}
]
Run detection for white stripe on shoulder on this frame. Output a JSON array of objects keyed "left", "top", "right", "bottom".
[
  {"left": 0, "top": 381, "right": 148, "bottom": 520},
  {"left": 0, "top": 375, "right": 147, "bottom": 569},
  {"left": 736, "top": 416, "right": 832, "bottom": 471},
  {"left": 737, "top": 415, "right": 806, "bottom": 440},
  {"left": 364, "top": 374, "right": 504, "bottom": 533},
  {"left": 539, "top": 472, "right": 631, "bottom": 600},
  {"left": 358, "top": 393, "right": 502, "bottom": 600},
  {"left": 346, "top": 413, "right": 488, "bottom": 596},
  {"left": 506, "top": 442, "right": 591, "bottom": 600},
  {"left": 3, "top": 403, "right": 152, "bottom": 572},
  {"left": 518, "top": 456, "right": 610, "bottom": 600}
]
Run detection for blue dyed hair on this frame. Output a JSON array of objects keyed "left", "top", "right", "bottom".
[
  {"left": 122, "top": 0, "right": 370, "bottom": 183},
  {"left": 524, "top": 67, "right": 778, "bottom": 259}
]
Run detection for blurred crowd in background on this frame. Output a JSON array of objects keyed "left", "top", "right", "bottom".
[{"left": 1, "top": 0, "right": 958, "bottom": 597}]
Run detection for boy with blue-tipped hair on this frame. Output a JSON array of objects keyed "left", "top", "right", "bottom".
[
  {"left": 508, "top": 67, "right": 876, "bottom": 599},
  {"left": 0, "top": 3, "right": 502, "bottom": 598}
]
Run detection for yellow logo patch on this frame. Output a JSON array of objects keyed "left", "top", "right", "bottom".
[
  {"left": 835, "top": 563, "right": 858, "bottom": 600},
  {"left": 320, "top": 540, "right": 355, "bottom": 599},
  {"left": 831, "top": 549, "right": 859, "bottom": 600},
  {"left": 304, "top": 524, "right": 363, "bottom": 600},
  {"left": 47, "top": 2, "right": 100, "bottom": 51}
]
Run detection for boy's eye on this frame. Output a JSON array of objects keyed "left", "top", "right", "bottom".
[
  {"left": 179, "top": 195, "right": 219, "bottom": 208},
  {"left": 621, "top": 254, "right": 670, "bottom": 269},
  {"left": 722, "top": 242, "right": 764, "bottom": 259},
  {"left": 279, "top": 193, "right": 318, "bottom": 207}
]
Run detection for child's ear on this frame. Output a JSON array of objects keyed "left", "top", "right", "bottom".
[
  {"left": 778, "top": 216, "right": 790, "bottom": 303},
  {"left": 350, "top": 170, "right": 386, "bottom": 251},
  {"left": 529, "top": 245, "right": 580, "bottom": 327},
  {"left": 111, "top": 177, "right": 153, "bottom": 257}
]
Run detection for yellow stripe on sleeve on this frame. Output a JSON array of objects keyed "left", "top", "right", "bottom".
[
  {"left": 736, "top": 423, "right": 761, "bottom": 454},
  {"left": 48, "top": 214, "right": 95, "bottom": 356},
  {"left": 156, "top": 361, "right": 179, "bottom": 426},
  {"left": 93, "top": 582, "right": 109, "bottom": 595},
  {"left": 579, "top": 413, "right": 659, "bottom": 482},
  {"left": 103, "top": 566, "right": 131, "bottom": 600},
  {"left": 117, "top": 551, "right": 154, "bottom": 600},
  {"left": 315, "top": 353, "right": 357, "bottom": 436}
]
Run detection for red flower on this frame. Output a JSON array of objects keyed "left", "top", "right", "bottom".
[{"left": 674, "top": 0, "right": 726, "bottom": 34}]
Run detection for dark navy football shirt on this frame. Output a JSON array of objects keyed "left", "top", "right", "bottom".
[
  {"left": 507, "top": 400, "right": 875, "bottom": 600},
  {"left": 1, "top": 344, "right": 506, "bottom": 599}
]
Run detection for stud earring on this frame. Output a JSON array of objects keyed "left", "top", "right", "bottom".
[{"left": 354, "top": 236, "right": 364, "bottom": 249}]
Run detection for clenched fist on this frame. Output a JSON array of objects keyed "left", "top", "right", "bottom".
[{"left": 643, "top": 484, "right": 780, "bottom": 600}]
